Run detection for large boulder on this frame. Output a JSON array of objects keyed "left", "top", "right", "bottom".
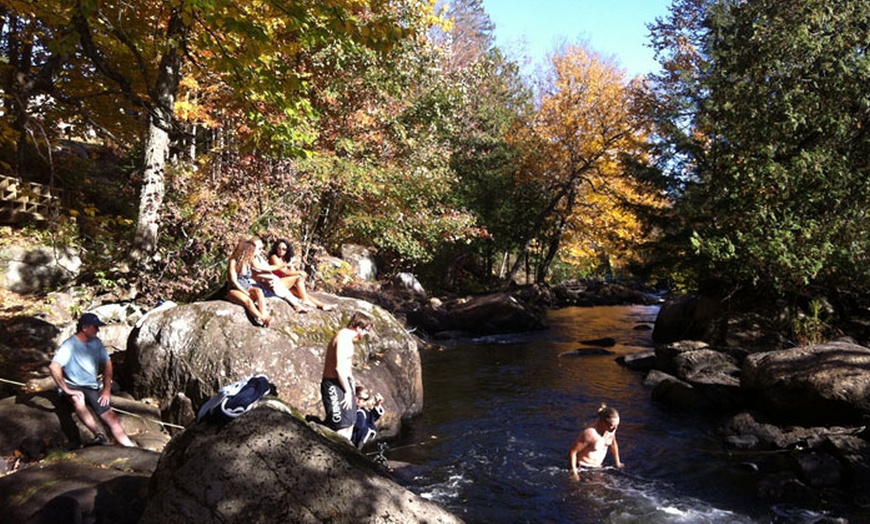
[
  {"left": 0, "top": 446, "right": 160, "bottom": 523},
  {"left": 0, "top": 316, "right": 60, "bottom": 396},
  {"left": 341, "top": 244, "right": 377, "bottom": 281},
  {"left": 127, "top": 297, "right": 423, "bottom": 437},
  {"left": 405, "top": 291, "right": 546, "bottom": 339},
  {"left": 652, "top": 294, "right": 721, "bottom": 344},
  {"left": 742, "top": 341, "right": 870, "bottom": 425},
  {"left": 0, "top": 245, "right": 81, "bottom": 294},
  {"left": 141, "top": 402, "right": 462, "bottom": 523}
]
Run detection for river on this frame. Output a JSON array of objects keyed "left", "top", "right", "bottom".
[{"left": 386, "top": 306, "right": 831, "bottom": 523}]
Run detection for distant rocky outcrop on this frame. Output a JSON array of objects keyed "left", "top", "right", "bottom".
[
  {"left": 127, "top": 297, "right": 423, "bottom": 438},
  {"left": 405, "top": 290, "right": 546, "bottom": 339},
  {"left": 552, "top": 280, "right": 662, "bottom": 307},
  {"left": 141, "top": 401, "right": 462, "bottom": 524}
]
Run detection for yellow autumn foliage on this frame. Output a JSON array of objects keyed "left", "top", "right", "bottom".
[{"left": 515, "top": 43, "right": 666, "bottom": 276}]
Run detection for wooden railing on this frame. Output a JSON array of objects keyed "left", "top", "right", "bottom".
[{"left": 0, "top": 175, "right": 66, "bottom": 223}]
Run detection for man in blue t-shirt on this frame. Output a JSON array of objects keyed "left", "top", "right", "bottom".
[{"left": 50, "top": 312, "right": 135, "bottom": 447}]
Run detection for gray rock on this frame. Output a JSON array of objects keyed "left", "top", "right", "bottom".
[
  {"left": 406, "top": 291, "right": 545, "bottom": 337},
  {"left": 795, "top": 451, "right": 842, "bottom": 488},
  {"left": 0, "top": 391, "right": 169, "bottom": 457},
  {"left": 654, "top": 342, "right": 745, "bottom": 410},
  {"left": 390, "top": 272, "right": 426, "bottom": 297},
  {"left": 742, "top": 341, "right": 870, "bottom": 425},
  {"left": 650, "top": 374, "right": 712, "bottom": 410},
  {"left": 618, "top": 349, "right": 657, "bottom": 371},
  {"left": 643, "top": 369, "right": 675, "bottom": 387},
  {"left": 559, "top": 347, "right": 615, "bottom": 357},
  {"left": 1, "top": 245, "right": 81, "bottom": 294},
  {"left": 0, "top": 316, "right": 60, "bottom": 394},
  {"left": 654, "top": 339, "right": 709, "bottom": 375},
  {"left": 0, "top": 446, "right": 160, "bottom": 523},
  {"left": 127, "top": 298, "right": 423, "bottom": 438},
  {"left": 141, "top": 402, "right": 462, "bottom": 524},
  {"left": 722, "top": 412, "right": 784, "bottom": 450},
  {"left": 341, "top": 244, "right": 377, "bottom": 281},
  {"left": 581, "top": 337, "right": 616, "bottom": 347},
  {"left": 724, "top": 434, "right": 760, "bottom": 450}
]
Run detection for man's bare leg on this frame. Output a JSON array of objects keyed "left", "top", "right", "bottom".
[{"left": 100, "top": 410, "right": 136, "bottom": 447}]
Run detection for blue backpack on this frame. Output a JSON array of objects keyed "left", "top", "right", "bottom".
[{"left": 197, "top": 375, "right": 275, "bottom": 423}]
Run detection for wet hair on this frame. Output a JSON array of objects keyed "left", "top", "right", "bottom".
[
  {"left": 268, "top": 238, "right": 295, "bottom": 263},
  {"left": 597, "top": 403, "right": 619, "bottom": 421},
  {"left": 347, "top": 311, "right": 373, "bottom": 331}
]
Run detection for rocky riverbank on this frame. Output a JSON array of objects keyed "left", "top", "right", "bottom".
[
  {"left": 0, "top": 292, "right": 462, "bottom": 523},
  {"left": 617, "top": 294, "right": 870, "bottom": 519}
]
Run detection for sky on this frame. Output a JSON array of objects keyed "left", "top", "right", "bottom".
[{"left": 480, "top": 0, "right": 673, "bottom": 77}]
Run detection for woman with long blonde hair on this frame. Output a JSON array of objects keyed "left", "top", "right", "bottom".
[{"left": 225, "top": 238, "right": 270, "bottom": 327}]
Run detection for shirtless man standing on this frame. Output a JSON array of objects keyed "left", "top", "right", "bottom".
[
  {"left": 569, "top": 404, "right": 623, "bottom": 475},
  {"left": 321, "top": 312, "right": 373, "bottom": 440}
]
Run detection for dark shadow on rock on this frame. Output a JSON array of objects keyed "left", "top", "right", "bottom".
[{"left": 0, "top": 316, "right": 61, "bottom": 394}]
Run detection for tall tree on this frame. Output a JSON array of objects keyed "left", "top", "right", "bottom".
[
  {"left": 648, "top": 0, "right": 870, "bottom": 297},
  {"left": 508, "top": 44, "right": 656, "bottom": 283},
  {"left": 3, "top": 0, "right": 428, "bottom": 269}
]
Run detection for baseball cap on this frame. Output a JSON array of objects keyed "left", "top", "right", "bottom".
[{"left": 79, "top": 312, "right": 107, "bottom": 327}]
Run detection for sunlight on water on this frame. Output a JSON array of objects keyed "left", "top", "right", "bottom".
[{"left": 387, "top": 306, "right": 832, "bottom": 522}]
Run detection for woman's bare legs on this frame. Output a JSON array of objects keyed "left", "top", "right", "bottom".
[
  {"left": 250, "top": 287, "right": 270, "bottom": 326},
  {"left": 286, "top": 273, "right": 335, "bottom": 310},
  {"left": 226, "top": 288, "right": 269, "bottom": 326}
]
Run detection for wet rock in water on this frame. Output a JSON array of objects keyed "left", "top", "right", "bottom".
[
  {"left": 141, "top": 402, "right": 462, "bottom": 524},
  {"left": 406, "top": 290, "right": 546, "bottom": 338},
  {"left": 617, "top": 349, "right": 656, "bottom": 371},
  {"left": 560, "top": 347, "right": 615, "bottom": 357},
  {"left": 580, "top": 337, "right": 616, "bottom": 347}
]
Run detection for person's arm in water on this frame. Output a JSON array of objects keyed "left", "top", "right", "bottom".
[
  {"left": 569, "top": 433, "right": 590, "bottom": 475},
  {"left": 610, "top": 436, "right": 623, "bottom": 468}
]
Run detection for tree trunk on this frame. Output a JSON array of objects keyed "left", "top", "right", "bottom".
[
  {"left": 129, "top": 117, "right": 170, "bottom": 266},
  {"left": 128, "top": 10, "right": 187, "bottom": 269},
  {"left": 537, "top": 189, "right": 577, "bottom": 282}
]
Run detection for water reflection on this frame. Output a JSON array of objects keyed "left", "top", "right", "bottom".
[{"left": 388, "top": 306, "right": 773, "bottom": 522}]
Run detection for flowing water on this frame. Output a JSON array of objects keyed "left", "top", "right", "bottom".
[{"left": 386, "top": 306, "right": 833, "bottom": 523}]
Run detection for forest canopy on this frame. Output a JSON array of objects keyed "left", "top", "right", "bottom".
[{"left": 2, "top": 0, "right": 868, "bottom": 311}]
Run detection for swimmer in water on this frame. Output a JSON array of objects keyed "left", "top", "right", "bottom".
[{"left": 569, "top": 403, "right": 623, "bottom": 476}]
